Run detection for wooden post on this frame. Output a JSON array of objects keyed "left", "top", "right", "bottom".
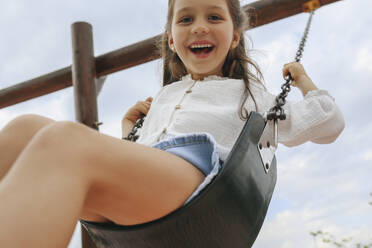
[
  {"left": 71, "top": 21, "right": 98, "bottom": 248},
  {"left": 71, "top": 22, "right": 99, "bottom": 129}
]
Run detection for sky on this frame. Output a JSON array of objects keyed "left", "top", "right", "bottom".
[{"left": 0, "top": 0, "right": 371, "bottom": 247}]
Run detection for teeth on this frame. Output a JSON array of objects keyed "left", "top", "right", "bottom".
[{"left": 190, "top": 44, "right": 213, "bottom": 49}]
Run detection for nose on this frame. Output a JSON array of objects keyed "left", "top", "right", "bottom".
[{"left": 191, "top": 21, "right": 209, "bottom": 35}]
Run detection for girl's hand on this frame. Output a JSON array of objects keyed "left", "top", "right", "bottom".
[
  {"left": 282, "top": 62, "right": 318, "bottom": 96},
  {"left": 282, "top": 62, "right": 308, "bottom": 86},
  {"left": 123, "top": 96, "right": 153, "bottom": 124}
]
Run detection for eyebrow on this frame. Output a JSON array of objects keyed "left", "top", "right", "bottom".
[{"left": 176, "top": 6, "right": 225, "bottom": 14}]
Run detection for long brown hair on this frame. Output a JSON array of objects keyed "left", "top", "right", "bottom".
[{"left": 155, "top": 0, "right": 264, "bottom": 121}]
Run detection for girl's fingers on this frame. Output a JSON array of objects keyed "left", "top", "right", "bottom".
[
  {"left": 283, "top": 63, "right": 290, "bottom": 77},
  {"left": 142, "top": 102, "right": 151, "bottom": 113},
  {"left": 283, "top": 67, "right": 290, "bottom": 79},
  {"left": 141, "top": 103, "right": 149, "bottom": 109},
  {"left": 282, "top": 62, "right": 303, "bottom": 79},
  {"left": 143, "top": 105, "right": 150, "bottom": 114}
]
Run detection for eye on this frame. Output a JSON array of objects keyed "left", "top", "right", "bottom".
[
  {"left": 209, "top": 15, "right": 222, "bottom": 21},
  {"left": 179, "top": 17, "right": 192, "bottom": 23}
]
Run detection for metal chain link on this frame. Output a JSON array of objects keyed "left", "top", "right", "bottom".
[
  {"left": 266, "top": 11, "right": 315, "bottom": 121},
  {"left": 122, "top": 117, "right": 144, "bottom": 142}
]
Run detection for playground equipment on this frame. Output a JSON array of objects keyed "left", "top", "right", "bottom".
[{"left": 0, "top": 0, "right": 341, "bottom": 247}]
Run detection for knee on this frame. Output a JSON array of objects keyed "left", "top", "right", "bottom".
[
  {"left": 15, "top": 121, "right": 99, "bottom": 188},
  {"left": 30, "top": 121, "right": 99, "bottom": 163},
  {"left": 25, "top": 121, "right": 99, "bottom": 175},
  {"left": 0, "top": 114, "right": 56, "bottom": 149},
  {"left": 1, "top": 114, "right": 55, "bottom": 135},
  {"left": 31, "top": 121, "right": 89, "bottom": 149}
]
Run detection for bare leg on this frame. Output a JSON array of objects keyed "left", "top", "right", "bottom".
[
  {"left": 0, "top": 115, "right": 112, "bottom": 224},
  {"left": 0, "top": 114, "right": 55, "bottom": 181},
  {"left": 0, "top": 152, "right": 88, "bottom": 248},
  {"left": 0, "top": 122, "right": 90, "bottom": 247},
  {"left": 0, "top": 120, "right": 205, "bottom": 247}
]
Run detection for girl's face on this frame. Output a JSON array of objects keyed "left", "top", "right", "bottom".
[{"left": 168, "top": 0, "right": 241, "bottom": 81}]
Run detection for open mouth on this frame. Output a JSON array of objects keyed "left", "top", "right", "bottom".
[{"left": 189, "top": 46, "right": 215, "bottom": 55}]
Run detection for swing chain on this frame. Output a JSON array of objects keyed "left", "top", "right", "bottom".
[
  {"left": 266, "top": 10, "right": 315, "bottom": 121},
  {"left": 122, "top": 117, "right": 145, "bottom": 142},
  {"left": 295, "top": 10, "right": 315, "bottom": 63}
]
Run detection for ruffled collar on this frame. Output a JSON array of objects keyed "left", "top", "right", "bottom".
[{"left": 181, "top": 73, "right": 229, "bottom": 82}]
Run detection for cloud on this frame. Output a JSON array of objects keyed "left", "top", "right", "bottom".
[
  {"left": 1, "top": 1, "right": 371, "bottom": 248},
  {"left": 68, "top": 223, "right": 81, "bottom": 248},
  {"left": 354, "top": 44, "right": 372, "bottom": 73},
  {"left": 361, "top": 149, "right": 372, "bottom": 161},
  {"left": 255, "top": 207, "right": 372, "bottom": 248},
  {"left": 0, "top": 89, "right": 73, "bottom": 130}
]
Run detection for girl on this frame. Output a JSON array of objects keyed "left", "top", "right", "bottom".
[{"left": 0, "top": 0, "right": 344, "bottom": 247}]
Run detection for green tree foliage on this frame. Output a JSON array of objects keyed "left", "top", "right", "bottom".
[
  {"left": 310, "top": 230, "right": 371, "bottom": 248},
  {"left": 310, "top": 193, "right": 372, "bottom": 248}
]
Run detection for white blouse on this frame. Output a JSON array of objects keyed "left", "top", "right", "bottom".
[{"left": 135, "top": 74, "right": 345, "bottom": 162}]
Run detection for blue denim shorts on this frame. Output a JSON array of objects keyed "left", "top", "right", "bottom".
[{"left": 151, "top": 132, "right": 224, "bottom": 205}]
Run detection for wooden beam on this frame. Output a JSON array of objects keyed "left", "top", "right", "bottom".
[
  {"left": 0, "top": 67, "right": 72, "bottom": 108},
  {"left": 0, "top": 0, "right": 341, "bottom": 109},
  {"left": 243, "top": 0, "right": 335, "bottom": 28}
]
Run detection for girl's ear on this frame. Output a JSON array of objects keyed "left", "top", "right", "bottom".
[
  {"left": 231, "top": 30, "right": 241, "bottom": 50},
  {"left": 168, "top": 32, "right": 175, "bottom": 51}
]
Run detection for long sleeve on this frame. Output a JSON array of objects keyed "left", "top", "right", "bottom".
[
  {"left": 135, "top": 76, "right": 345, "bottom": 162},
  {"left": 257, "top": 87, "right": 345, "bottom": 147}
]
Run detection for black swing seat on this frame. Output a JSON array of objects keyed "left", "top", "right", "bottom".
[{"left": 80, "top": 111, "right": 277, "bottom": 248}]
